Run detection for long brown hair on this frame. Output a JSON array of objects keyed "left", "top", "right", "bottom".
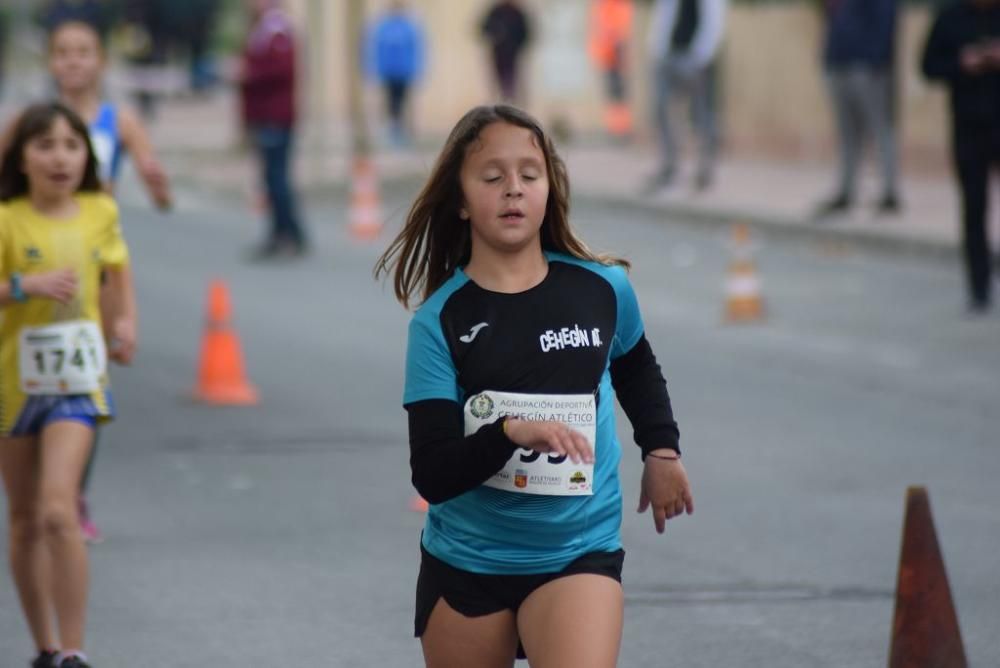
[
  {"left": 0, "top": 102, "right": 102, "bottom": 201},
  {"left": 374, "top": 104, "right": 628, "bottom": 309}
]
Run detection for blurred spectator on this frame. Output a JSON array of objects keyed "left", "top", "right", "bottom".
[
  {"left": 480, "top": 0, "right": 531, "bottom": 103},
  {"left": 366, "top": 0, "right": 425, "bottom": 147},
  {"left": 814, "top": 0, "right": 900, "bottom": 218},
  {"left": 0, "top": 8, "right": 7, "bottom": 100},
  {"left": 240, "top": 0, "right": 307, "bottom": 259},
  {"left": 37, "top": 0, "right": 112, "bottom": 38},
  {"left": 173, "top": 0, "right": 222, "bottom": 93},
  {"left": 120, "top": 0, "right": 173, "bottom": 118},
  {"left": 588, "top": 0, "right": 635, "bottom": 140},
  {"left": 922, "top": 0, "right": 1000, "bottom": 313},
  {"left": 643, "top": 0, "right": 727, "bottom": 193}
]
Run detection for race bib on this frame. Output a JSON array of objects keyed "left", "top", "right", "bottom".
[
  {"left": 19, "top": 320, "right": 107, "bottom": 395},
  {"left": 464, "top": 390, "right": 596, "bottom": 496}
]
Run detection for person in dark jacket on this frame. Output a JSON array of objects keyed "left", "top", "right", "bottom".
[
  {"left": 37, "top": 0, "right": 111, "bottom": 37},
  {"left": 922, "top": 0, "right": 1000, "bottom": 312},
  {"left": 366, "top": 1, "right": 425, "bottom": 147},
  {"left": 240, "top": 0, "right": 307, "bottom": 259},
  {"left": 815, "top": 0, "right": 901, "bottom": 218},
  {"left": 480, "top": 1, "right": 531, "bottom": 103}
]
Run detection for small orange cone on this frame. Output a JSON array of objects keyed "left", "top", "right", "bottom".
[
  {"left": 192, "top": 280, "right": 259, "bottom": 405},
  {"left": 889, "top": 487, "right": 967, "bottom": 668},
  {"left": 605, "top": 102, "right": 633, "bottom": 138},
  {"left": 409, "top": 495, "right": 429, "bottom": 513},
  {"left": 724, "top": 223, "right": 765, "bottom": 323},
  {"left": 349, "top": 156, "right": 383, "bottom": 241}
]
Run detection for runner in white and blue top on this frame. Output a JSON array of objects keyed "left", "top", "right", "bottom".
[{"left": 87, "top": 102, "right": 123, "bottom": 185}]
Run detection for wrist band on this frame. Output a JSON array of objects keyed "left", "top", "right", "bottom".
[
  {"left": 646, "top": 451, "right": 680, "bottom": 461},
  {"left": 9, "top": 273, "right": 27, "bottom": 302},
  {"left": 501, "top": 416, "right": 510, "bottom": 437}
]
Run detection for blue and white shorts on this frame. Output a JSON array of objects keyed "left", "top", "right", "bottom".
[{"left": 9, "top": 394, "right": 111, "bottom": 436}]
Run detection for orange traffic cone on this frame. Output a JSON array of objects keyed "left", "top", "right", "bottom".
[
  {"left": 408, "top": 494, "right": 429, "bottom": 513},
  {"left": 723, "top": 223, "right": 765, "bottom": 323},
  {"left": 349, "top": 156, "right": 383, "bottom": 241},
  {"left": 192, "top": 280, "right": 259, "bottom": 405},
  {"left": 889, "top": 486, "right": 967, "bottom": 668},
  {"left": 605, "top": 102, "right": 633, "bottom": 138}
]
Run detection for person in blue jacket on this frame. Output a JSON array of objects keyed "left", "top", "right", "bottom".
[
  {"left": 366, "top": 1, "right": 425, "bottom": 147},
  {"left": 815, "top": 0, "right": 901, "bottom": 219}
]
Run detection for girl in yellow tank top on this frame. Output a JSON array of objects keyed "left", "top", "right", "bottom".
[{"left": 0, "top": 102, "right": 137, "bottom": 668}]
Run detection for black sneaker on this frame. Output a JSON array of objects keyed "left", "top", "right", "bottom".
[
  {"left": 58, "top": 658, "right": 91, "bottom": 668},
  {"left": 640, "top": 166, "right": 676, "bottom": 195},
  {"left": 968, "top": 296, "right": 991, "bottom": 315},
  {"left": 875, "top": 194, "right": 901, "bottom": 215},
  {"left": 31, "top": 651, "right": 58, "bottom": 668},
  {"left": 812, "top": 194, "right": 851, "bottom": 220}
]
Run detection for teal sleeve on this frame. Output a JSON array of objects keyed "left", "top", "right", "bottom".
[{"left": 403, "top": 311, "right": 460, "bottom": 405}]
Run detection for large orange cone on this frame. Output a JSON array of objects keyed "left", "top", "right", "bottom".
[
  {"left": 724, "top": 223, "right": 765, "bottom": 323},
  {"left": 889, "top": 486, "right": 967, "bottom": 668},
  {"left": 349, "top": 156, "right": 383, "bottom": 241},
  {"left": 192, "top": 280, "right": 259, "bottom": 405}
]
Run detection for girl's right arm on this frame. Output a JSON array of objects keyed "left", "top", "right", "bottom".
[
  {"left": 0, "top": 269, "right": 77, "bottom": 306},
  {"left": 408, "top": 399, "right": 594, "bottom": 505},
  {"left": 408, "top": 399, "right": 517, "bottom": 504}
]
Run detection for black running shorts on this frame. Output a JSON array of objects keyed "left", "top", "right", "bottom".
[{"left": 415, "top": 543, "right": 625, "bottom": 658}]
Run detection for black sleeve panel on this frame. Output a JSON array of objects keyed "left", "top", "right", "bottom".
[
  {"left": 406, "top": 399, "right": 519, "bottom": 505},
  {"left": 609, "top": 334, "right": 681, "bottom": 458}
]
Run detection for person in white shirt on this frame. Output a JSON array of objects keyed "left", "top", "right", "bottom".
[{"left": 643, "top": 0, "right": 727, "bottom": 193}]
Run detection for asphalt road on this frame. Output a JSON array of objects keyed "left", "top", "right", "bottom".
[{"left": 1, "top": 182, "right": 998, "bottom": 667}]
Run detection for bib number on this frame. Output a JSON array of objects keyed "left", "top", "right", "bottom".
[
  {"left": 464, "top": 390, "right": 596, "bottom": 496},
  {"left": 19, "top": 320, "right": 107, "bottom": 395}
]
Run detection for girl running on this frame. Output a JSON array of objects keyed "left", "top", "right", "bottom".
[
  {"left": 375, "top": 104, "right": 694, "bottom": 667},
  {"left": 0, "top": 102, "right": 137, "bottom": 668}
]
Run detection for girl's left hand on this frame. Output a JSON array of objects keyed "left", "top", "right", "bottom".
[
  {"left": 138, "top": 157, "right": 172, "bottom": 211},
  {"left": 108, "top": 317, "right": 137, "bottom": 366},
  {"left": 638, "top": 450, "right": 694, "bottom": 534}
]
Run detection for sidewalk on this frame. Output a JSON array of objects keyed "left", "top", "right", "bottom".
[
  {"left": 5, "top": 87, "right": 954, "bottom": 256},
  {"left": 147, "top": 91, "right": 962, "bottom": 256}
]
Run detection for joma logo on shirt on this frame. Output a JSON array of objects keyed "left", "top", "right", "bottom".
[
  {"left": 539, "top": 325, "right": 602, "bottom": 352},
  {"left": 24, "top": 247, "right": 42, "bottom": 262}
]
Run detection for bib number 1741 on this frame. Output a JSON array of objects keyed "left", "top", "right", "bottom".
[{"left": 19, "top": 320, "right": 107, "bottom": 395}]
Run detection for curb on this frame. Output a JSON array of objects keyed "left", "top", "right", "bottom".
[
  {"left": 167, "top": 151, "right": 958, "bottom": 262},
  {"left": 574, "top": 192, "right": 958, "bottom": 262}
]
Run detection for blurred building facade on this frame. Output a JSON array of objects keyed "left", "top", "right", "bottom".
[{"left": 285, "top": 1, "right": 948, "bottom": 165}]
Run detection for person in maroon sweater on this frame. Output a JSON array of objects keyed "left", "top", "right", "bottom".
[{"left": 240, "top": 0, "right": 307, "bottom": 259}]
